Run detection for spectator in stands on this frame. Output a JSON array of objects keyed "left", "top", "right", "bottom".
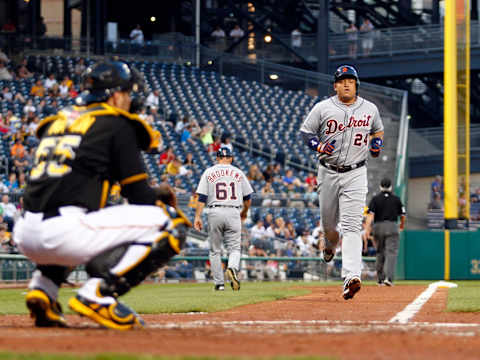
[
  {"left": 305, "top": 172, "right": 317, "bottom": 187},
  {"left": 10, "top": 138, "right": 25, "bottom": 158},
  {"left": 16, "top": 59, "right": 33, "bottom": 79},
  {"left": 69, "top": 85, "right": 79, "bottom": 99},
  {"left": 44, "top": 73, "right": 58, "bottom": 91},
  {"left": 30, "top": 79, "right": 46, "bottom": 97},
  {"left": 59, "top": 76, "right": 72, "bottom": 97},
  {"left": 431, "top": 175, "right": 443, "bottom": 200},
  {"left": 345, "top": 21, "right": 358, "bottom": 58},
  {"left": 200, "top": 121, "right": 215, "bottom": 146},
  {"left": 0, "top": 194, "right": 17, "bottom": 231},
  {"left": 304, "top": 183, "right": 318, "bottom": 207},
  {"left": 189, "top": 118, "right": 202, "bottom": 138},
  {"left": 180, "top": 124, "right": 195, "bottom": 144},
  {"left": 173, "top": 177, "right": 187, "bottom": 194},
  {"left": 74, "top": 58, "right": 87, "bottom": 82},
  {"left": 130, "top": 24, "right": 144, "bottom": 46},
  {"left": 360, "top": 18, "right": 375, "bottom": 56},
  {"left": 229, "top": 24, "right": 245, "bottom": 42},
  {"left": 166, "top": 158, "right": 192, "bottom": 177},
  {"left": 263, "top": 213, "right": 274, "bottom": 232},
  {"left": 184, "top": 152, "right": 194, "bottom": 167},
  {"left": 250, "top": 218, "right": 266, "bottom": 240},
  {"left": 285, "top": 221, "right": 297, "bottom": 240},
  {"left": 23, "top": 99, "right": 36, "bottom": 115},
  {"left": 220, "top": 134, "right": 233, "bottom": 152},
  {"left": 44, "top": 99, "right": 58, "bottom": 116},
  {"left": 260, "top": 181, "right": 280, "bottom": 207},
  {"left": 247, "top": 164, "right": 264, "bottom": 182},
  {"left": 146, "top": 89, "right": 160, "bottom": 110},
  {"left": 291, "top": 28, "right": 302, "bottom": 49},
  {"left": 262, "top": 164, "right": 274, "bottom": 183},
  {"left": 271, "top": 163, "right": 283, "bottom": 184},
  {"left": 211, "top": 25, "right": 226, "bottom": 51},
  {"left": 0, "top": 86, "right": 23, "bottom": 103},
  {"left": 11, "top": 143, "right": 28, "bottom": 175},
  {"left": 428, "top": 192, "right": 443, "bottom": 210},
  {"left": 282, "top": 169, "right": 303, "bottom": 188},
  {"left": 0, "top": 61, "right": 12, "bottom": 80},
  {"left": 296, "top": 229, "right": 316, "bottom": 256},
  {"left": 207, "top": 136, "right": 221, "bottom": 154},
  {"left": 175, "top": 116, "right": 189, "bottom": 134},
  {"left": 159, "top": 146, "right": 175, "bottom": 165},
  {"left": 17, "top": 172, "right": 27, "bottom": 191}
]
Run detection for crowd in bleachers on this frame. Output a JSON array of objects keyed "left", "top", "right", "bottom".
[{"left": 0, "top": 51, "right": 329, "bottom": 258}]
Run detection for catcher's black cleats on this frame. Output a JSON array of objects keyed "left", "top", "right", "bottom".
[
  {"left": 323, "top": 248, "right": 335, "bottom": 263},
  {"left": 68, "top": 295, "right": 144, "bottom": 331},
  {"left": 214, "top": 284, "right": 225, "bottom": 291},
  {"left": 226, "top": 268, "right": 240, "bottom": 291},
  {"left": 343, "top": 276, "right": 361, "bottom": 300},
  {"left": 26, "top": 289, "right": 67, "bottom": 328}
]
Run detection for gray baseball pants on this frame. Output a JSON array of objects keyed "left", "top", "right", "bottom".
[
  {"left": 373, "top": 221, "right": 399, "bottom": 282},
  {"left": 207, "top": 207, "right": 241, "bottom": 285}
]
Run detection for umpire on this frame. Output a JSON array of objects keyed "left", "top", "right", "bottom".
[{"left": 365, "top": 177, "right": 406, "bottom": 286}]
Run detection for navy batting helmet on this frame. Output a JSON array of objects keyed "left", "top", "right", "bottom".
[
  {"left": 334, "top": 65, "right": 360, "bottom": 86},
  {"left": 79, "top": 60, "right": 145, "bottom": 105},
  {"left": 217, "top": 147, "right": 233, "bottom": 158}
]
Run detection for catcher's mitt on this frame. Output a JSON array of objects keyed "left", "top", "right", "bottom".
[{"left": 153, "top": 183, "right": 177, "bottom": 208}]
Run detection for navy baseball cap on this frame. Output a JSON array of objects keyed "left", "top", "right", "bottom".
[{"left": 217, "top": 147, "right": 233, "bottom": 158}]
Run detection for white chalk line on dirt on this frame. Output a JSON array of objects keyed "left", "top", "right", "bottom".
[
  {"left": 389, "top": 281, "right": 458, "bottom": 324},
  {"left": 147, "top": 319, "right": 480, "bottom": 337}
]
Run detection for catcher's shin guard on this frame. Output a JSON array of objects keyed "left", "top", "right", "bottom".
[
  {"left": 86, "top": 209, "right": 190, "bottom": 298},
  {"left": 26, "top": 289, "right": 67, "bottom": 327}
]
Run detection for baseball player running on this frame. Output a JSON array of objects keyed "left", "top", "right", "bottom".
[
  {"left": 194, "top": 147, "right": 254, "bottom": 291},
  {"left": 300, "top": 65, "right": 384, "bottom": 300},
  {"left": 14, "top": 60, "right": 191, "bottom": 330}
]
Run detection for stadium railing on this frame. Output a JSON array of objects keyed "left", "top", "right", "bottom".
[{"left": 0, "top": 253, "right": 377, "bottom": 283}]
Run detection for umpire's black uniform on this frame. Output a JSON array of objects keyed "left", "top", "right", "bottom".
[{"left": 367, "top": 178, "right": 405, "bottom": 286}]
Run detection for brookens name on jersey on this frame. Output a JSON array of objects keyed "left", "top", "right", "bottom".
[{"left": 207, "top": 168, "right": 243, "bottom": 183}]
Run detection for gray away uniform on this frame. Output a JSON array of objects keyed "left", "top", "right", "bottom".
[
  {"left": 300, "top": 95, "right": 384, "bottom": 280},
  {"left": 196, "top": 164, "right": 254, "bottom": 285}
]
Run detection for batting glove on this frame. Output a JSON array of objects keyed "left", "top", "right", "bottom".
[
  {"left": 370, "top": 138, "right": 383, "bottom": 157},
  {"left": 317, "top": 140, "right": 336, "bottom": 155}
]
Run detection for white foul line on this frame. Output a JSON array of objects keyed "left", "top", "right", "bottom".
[{"left": 389, "top": 281, "right": 458, "bottom": 324}]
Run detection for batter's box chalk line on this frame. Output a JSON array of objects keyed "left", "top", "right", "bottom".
[{"left": 389, "top": 281, "right": 458, "bottom": 324}]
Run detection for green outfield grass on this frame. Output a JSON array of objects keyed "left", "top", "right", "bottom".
[
  {"left": 1, "top": 281, "right": 479, "bottom": 315},
  {"left": 0, "top": 354, "right": 335, "bottom": 360},
  {"left": 446, "top": 281, "right": 480, "bottom": 312}
]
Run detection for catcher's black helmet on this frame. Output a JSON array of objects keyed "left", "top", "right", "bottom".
[
  {"left": 333, "top": 65, "right": 360, "bottom": 86},
  {"left": 217, "top": 147, "right": 233, "bottom": 158},
  {"left": 79, "top": 60, "right": 145, "bottom": 105}
]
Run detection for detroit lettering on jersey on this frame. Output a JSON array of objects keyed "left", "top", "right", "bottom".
[{"left": 325, "top": 115, "right": 371, "bottom": 134}]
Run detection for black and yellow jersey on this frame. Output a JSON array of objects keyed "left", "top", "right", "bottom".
[{"left": 24, "top": 103, "right": 161, "bottom": 213}]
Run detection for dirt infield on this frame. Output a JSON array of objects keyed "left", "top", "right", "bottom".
[{"left": 1, "top": 284, "right": 480, "bottom": 359}]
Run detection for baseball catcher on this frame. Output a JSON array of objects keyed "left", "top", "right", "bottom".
[{"left": 14, "top": 60, "right": 191, "bottom": 330}]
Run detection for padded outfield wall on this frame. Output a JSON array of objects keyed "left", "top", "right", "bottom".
[{"left": 397, "top": 230, "right": 480, "bottom": 280}]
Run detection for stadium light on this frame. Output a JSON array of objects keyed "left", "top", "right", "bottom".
[
  {"left": 264, "top": 34, "right": 272, "bottom": 43},
  {"left": 269, "top": 74, "right": 279, "bottom": 80},
  {"left": 207, "top": 60, "right": 213, "bottom": 65},
  {"left": 150, "top": 16, "right": 156, "bottom": 22}
]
